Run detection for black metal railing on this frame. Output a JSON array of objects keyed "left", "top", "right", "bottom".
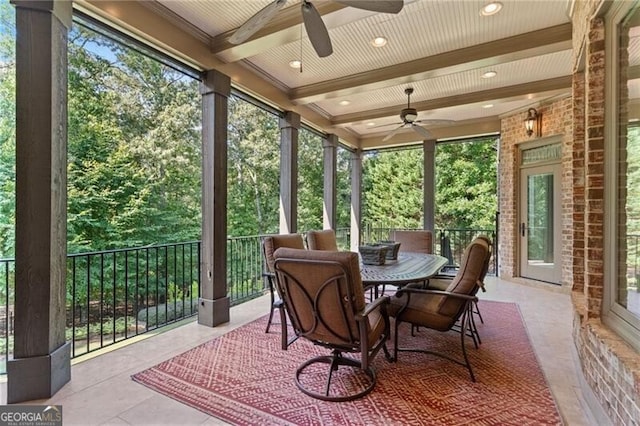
[
  {"left": 0, "top": 236, "right": 270, "bottom": 374},
  {"left": 66, "top": 241, "right": 201, "bottom": 358},
  {"left": 227, "top": 235, "right": 263, "bottom": 305},
  {"left": 0, "top": 258, "right": 14, "bottom": 375}
]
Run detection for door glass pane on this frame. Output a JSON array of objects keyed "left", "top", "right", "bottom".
[{"left": 527, "top": 173, "right": 554, "bottom": 265}]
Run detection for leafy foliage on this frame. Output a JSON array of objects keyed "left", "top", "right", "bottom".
[
  {"left": 0, "top": 1, "right": 15, "bottom": 257},
  {"left": 361, "top": 138, "right": 498, "bottom": 231},
  {"left": 227, "top": 95, "right": 280, "bottom": 236},
  {"left": 297, "top": 128, "right": 324, "bottom": 232},
  {"left": 66, "top": 24, "right": 202, "bottom": 252},
  {"left": 362, "top": 148, "right": 425, "bottom": 229},
  {"left": 435, "top": 138, "right": 498, "bottom": 229}
]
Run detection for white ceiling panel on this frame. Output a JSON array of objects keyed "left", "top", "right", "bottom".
[{"left": 145, "top": 0, "right": 573, "bottom": 147}]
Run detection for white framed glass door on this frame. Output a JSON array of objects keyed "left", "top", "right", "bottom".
[{"left": 519, "top": 163, "right": 561, "bottom": 283}]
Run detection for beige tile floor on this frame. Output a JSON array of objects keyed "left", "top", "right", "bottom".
[{"left": 1, "top": 277, "right": 600, "bottom": 425}]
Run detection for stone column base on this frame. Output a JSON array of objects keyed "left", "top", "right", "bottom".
[
  {"left": 7, "top": 342, "right": 71, "bottom": 403},
  {"left": 198, "top": 296, "right": 230, "bottom": 327}
]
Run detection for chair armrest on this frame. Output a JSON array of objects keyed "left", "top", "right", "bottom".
[
  {"left": 396, "top": 287, "right": 478, "bottom": 302},
  {"left": 262, "top": 271, "right": 275, "bottom": 279},
  {"left": 360, "top": 295, "right": 390, "bottom": 318}
]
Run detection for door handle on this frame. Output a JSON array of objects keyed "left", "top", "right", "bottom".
[{"left": 520, "top": 222, "right": 526, "bottom": 237}]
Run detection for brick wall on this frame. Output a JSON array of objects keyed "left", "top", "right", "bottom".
[
  {"left": 498, "top": 98, "right": 573, "bottom": 285},
  {"left": 569, "top": 2, "right": 640, "bottom": 424},
  {"left": 499, "top": 2, "right": 640, "bottom": 422}
]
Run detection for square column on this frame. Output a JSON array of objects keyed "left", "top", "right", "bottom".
[
  {"left": 8, "top": 0, "right": 72, "bottom": 403},
  {"left": 322, "top": 134, "right": 338, "bottom": 230},
  {"left": 279, "top": 111, "right": 300, "bottom": 234},
  {"left": 423, "top": 139, "right": 436, "bottom": 232},
  {"left": 350, "top": 150, "right": 363, "bottom": 252},
  {"left": 199, "top": 70, "right": 230, "bottom": 327}
]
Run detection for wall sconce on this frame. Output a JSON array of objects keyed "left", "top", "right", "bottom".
[{"left": 524, "top": 108, "right": 540, "bottom": 137}]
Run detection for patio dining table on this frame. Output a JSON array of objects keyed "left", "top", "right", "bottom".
[{"left": 360, "top": 252, "right": 448, "bottom": 296}]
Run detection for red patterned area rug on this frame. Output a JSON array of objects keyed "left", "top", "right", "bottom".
[{"left": 132, "top": 300, "right": 562, "bottom": 425}]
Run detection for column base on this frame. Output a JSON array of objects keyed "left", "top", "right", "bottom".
[
  {"left": 7, "top": 342, "right": 71, "bottom": 403},
  {"left": 198, "top": 296, "right": 230, "bottom": 327}
]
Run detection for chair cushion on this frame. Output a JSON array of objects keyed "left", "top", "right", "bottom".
[
  {"left": 263, "top": 234, "right": 305, "bottom": 273},
  {"left": 306, "top": 229, "right": 339, "bottom": 251},
  {"left": 388, "top": 295, "right": 454, "bottom": 331},
  {"left": 389, "top": 230, "right": 433, "bottom": 254},
  {"left": 439, "top": 238, "right": 489, "bottom": 316}
]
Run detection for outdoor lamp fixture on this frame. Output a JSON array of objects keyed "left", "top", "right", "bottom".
[{"left": 524, "top": 108, "right": 540, "bottom": 137}]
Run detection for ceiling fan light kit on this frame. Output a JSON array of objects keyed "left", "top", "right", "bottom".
[
  {"left": 230, "top": 0, "right": 404, "bottom": 58},
  {"left": 381, "top": 87, "right": 455, "bottom": 142}
]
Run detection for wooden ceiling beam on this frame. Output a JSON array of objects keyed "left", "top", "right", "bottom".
[
  {"left": 331, "top": 76, "right": 573, "bottom": 125},
  {"left": 291, "top": 23, "right": 573, "bottom": 104},
  {"left": 210, "top": 2, "right": 347, "bottom": 61}
]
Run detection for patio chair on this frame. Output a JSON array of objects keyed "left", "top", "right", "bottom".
[
  {"left": 306, "top": 229, "right": 338, "bottom": 251},
  {"left": 262, "top": 233, "right": 305, "bottom": 349},
  {"left": 385, "top": 230, "right": 434, "bottom": 290},
  {"left": 389, "top": 230, "right": 433, "bottom": 254},
  {"left": 273, "top": 247, "right": 391, "bottom": 401},
  {"left": 425, "top": 234, "right": 493, "bottom": 346},
  {"left": 388, "top": 237, "right": 490, "bottom": 382}
]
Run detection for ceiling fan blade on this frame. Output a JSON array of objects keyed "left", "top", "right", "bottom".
[
  {"left": 229, "top": 0, "right": 287, "bottom": 45},
  {"left": 382, "top": 124, "right": 406, "bottom": 142},
  {"left": 412, "top": 124, "right": 433, "bottom": 139},
  {"left": 302, "top": 1, "right": 333, "bottom": 57},
  {"left": 334, "top": 1, "right": 404, "bottom": 14}
]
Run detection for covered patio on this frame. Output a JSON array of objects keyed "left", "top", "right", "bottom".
[
  {"left": 1, "top": 276, "right": 590, "bottom": 425},
  {"left": 5, "top": 0, "right": 640, "bottom": 424}
]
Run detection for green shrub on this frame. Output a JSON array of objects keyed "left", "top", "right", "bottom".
[{"left": 137, "top": 299, "right": 199, "bottom": 327}]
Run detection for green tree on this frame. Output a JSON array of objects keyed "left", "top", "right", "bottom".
[
  {"left": 435, "top": 138, "right": 498, "bottom": 230},
  {"left": 362, "top": 148, "right": 424, "bottom": 229},
  {"left": 336, "top": 146, "right": 351, "bottom": 229},
  {"left": 67, "top": 23, "right": 201, "bottom": 252},
  {"left": 361, "top": 138, "right": 498, "bottom": 232},
  {"left": 297, "top": 128, "right": 323, "bottom": 232},
  {"left": 0, "top": 0, "right": 15, "bottom": 258},
  {"left": 227, "top": 95, "right": 280, "bottom": 236}
]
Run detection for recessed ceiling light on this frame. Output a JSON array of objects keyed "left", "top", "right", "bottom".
[
  {"left": 630, "top": 118, "right": 640, "bottom": 122},
  {"left": 482, "top": 70, "right": 497, "bottom": 78},
  {"left": 288, "top": 60, "right": 302, "bottom": 69},
  {"left": 480, "top": 2, "right": 502, "bottom": 16},
  {"left": 371, "top": 36, "right": 388, "bottom": 47},
  {"left": 339, "top": 100, "right": 351, "bottom": 106},
  {"left": 367, "top": 122, "right": 376, "bottom": 126},
  {"left": 483, "top": 104, "right": 494, "bottom": 109}
]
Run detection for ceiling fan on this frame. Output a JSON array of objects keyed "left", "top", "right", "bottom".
[
  {"left": 229, "top": 0, "right": 405, "bottom": 58},
  {"left": 381, "top": 88, "right": 455, "bottom": 142}
]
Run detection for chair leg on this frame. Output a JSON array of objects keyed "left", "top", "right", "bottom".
[
  {"left": 393, "top": 318, "right": 400, "bottom": 362},
  {"left": 468, "top": 304, "right": 481, "bottom": 346},
  {"left": 275, "top": 302, "right": 287, "bottom": 350},
  {"left": 460, "top": 307, "right": 476, "bottom": 382},
  {"left": 265, "top": 276, "right": 276, "bottom": 333},
  {"left": 295, "top": 351, "right": 376, "bottom": 402},
  {"left": 474, "top": 300, "right": 484, "bottom": 324}
]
